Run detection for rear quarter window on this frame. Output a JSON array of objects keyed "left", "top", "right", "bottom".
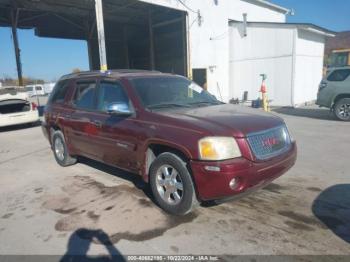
[
  {"left": 48, "top": 80, "right": 70, "bottom": 104},
  {"left": 327, "top": 69, "right": 350, "bottom": 82}
]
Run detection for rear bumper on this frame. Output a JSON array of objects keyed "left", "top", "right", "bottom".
[
  {"left": 190, "top": 142, "right": 297, "bottom": 201},
  {"left": 0, "top": 110, "right": 39, "bottom": 127}
]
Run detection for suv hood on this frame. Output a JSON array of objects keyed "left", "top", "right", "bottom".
[{"left": 158, "top": 104, "right": 285, "bottom": 138}]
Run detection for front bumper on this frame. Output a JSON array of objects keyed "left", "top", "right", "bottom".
[{"left": 190, "top": 142, "right": 297, "bottom": 201}]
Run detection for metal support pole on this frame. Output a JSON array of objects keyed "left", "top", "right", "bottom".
[
  {"left": 86, "top": 19, "right": 96, "bottom": 70},
  {"left": 148, "top": 9, "right": 155, "bottom": 70},
  {"left": 95, "top": 0, "right": 108, "bottom": 71},
  {"left": 11, "top": 9, "right": 23, "bottom": 86},
  {"left": 185, "top": 13, "right": 192, "bottom": 80}
]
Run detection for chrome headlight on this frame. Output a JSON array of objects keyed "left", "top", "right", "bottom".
[{"left": 198, "top": 137, "right": 241, "bottom": 161}]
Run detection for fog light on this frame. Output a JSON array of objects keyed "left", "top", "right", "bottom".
[{"left": 229, "top": 178, "right": 240, "bottom": 190}]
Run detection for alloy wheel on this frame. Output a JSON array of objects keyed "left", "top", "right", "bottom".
[
  {"left": 54, "top": 137, "right": 65, "bottom": 161},
  {"left": 337, "top": 102, "right": 350, "bottom": 120},
  {"left": 155, "top": 165, "right": 184, "bottom": 205}
]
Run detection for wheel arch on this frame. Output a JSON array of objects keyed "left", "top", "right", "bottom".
[
  {"left": 49, "top": 125, "right": 61, "bottom": 145},
  {"left": 142, "top": 141, "right": 193, "bottom": 182},
  {"left": 332, "top": 93, "right": 350, "bottom": 109}
]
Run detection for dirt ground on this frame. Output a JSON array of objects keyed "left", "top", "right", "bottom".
[{"left": 0, "top": 106, "right": 349, "bottom": 260}]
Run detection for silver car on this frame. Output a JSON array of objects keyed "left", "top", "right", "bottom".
[{"left": 316, "top": 66, "right": 350, "bottom": 121}]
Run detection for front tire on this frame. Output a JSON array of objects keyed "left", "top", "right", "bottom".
[
  {"left": 149, "top": 152, "right": 198, "bottom": 215},
  {"left": 52, "top": 130, "right": 77, "bottom": 167},
  {"left": 334, "top": 98, "right": 350, "bottom": 121}
]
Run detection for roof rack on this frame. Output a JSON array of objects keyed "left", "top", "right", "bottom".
[{"left": 59, "top": 69, "right": 162, "bottom": 80}]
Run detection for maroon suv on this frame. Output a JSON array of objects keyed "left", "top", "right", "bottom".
[{"left": 42, "top": 70, "right": 297, "bottom": 215}]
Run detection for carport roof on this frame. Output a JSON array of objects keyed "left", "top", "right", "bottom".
[
  {"left": 0, "top": 0, "right": 182, "bottom": 40},
  {"left": 229, "top": 20, "right": 336, "bottom": 37}
]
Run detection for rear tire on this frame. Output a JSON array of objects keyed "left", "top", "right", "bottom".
[
  {"left": 334, "top": 98, "right": 350, "bottom": 121},
  {"left": 149, "top": 152, "right": 198, "bottom": 215},
  {"left": 52, "top": 130, "right": 77, "bottom": 167}
]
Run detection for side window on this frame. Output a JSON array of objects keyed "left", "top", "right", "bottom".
[
  {"left": 327, "top": 69, "right": 350, "bottom": 82},
  {"left": 97, "top": 81, "right": 129, "bottom": 112},
  {"left": 49, "top": 80, "right": 70, "bottom": 104},
  {"left": 73, "top": 82, "right": 97, "bottom": 110}
]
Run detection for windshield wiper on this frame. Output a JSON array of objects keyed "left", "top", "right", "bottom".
[{"left": 147, "top": 103, "right": 191, "bottom": 110}]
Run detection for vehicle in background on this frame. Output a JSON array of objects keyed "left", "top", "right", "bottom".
[
  {"left": 42, "top": 70, "right": 297, "bottom": 215},
  {"left": 25, "top": 84, "right": 45, "bottom": 97},
  {"left": 43, "top": 82, "right": 56, "bottom": 95},
  {"left": 0, "top": 88, "right": 40, "bottom": 127},
  {"left": 317, "top": 66, "right": 350, "bottom": 121},
  {"left": 327, "top": 49, "right": 350, "bottom": 68}
]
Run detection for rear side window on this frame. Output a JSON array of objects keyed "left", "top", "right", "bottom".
[
  {"left": 73, "top": 82, "right": 96, "bottom": 110},
  {"left": 327, "top": 69, "right": 350, "bottom": 82},
  {"left": 49, "top": 80, "right": 70, "bottom": 104}
]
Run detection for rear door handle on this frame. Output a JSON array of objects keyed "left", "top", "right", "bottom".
[{"left": 91, "top": 120, "right": 102, "bottom": 128}]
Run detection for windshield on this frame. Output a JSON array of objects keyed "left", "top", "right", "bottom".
[{"left": 131, "top": 76, "right": 222, "bottom": 109}]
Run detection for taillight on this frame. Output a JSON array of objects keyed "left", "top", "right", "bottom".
[{"left": 31, "top": 102, "right": 38, "bottom": 111}]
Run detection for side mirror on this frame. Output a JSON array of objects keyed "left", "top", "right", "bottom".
[{"left": 106, "top": 102, "right": 132, "bottom": 116}]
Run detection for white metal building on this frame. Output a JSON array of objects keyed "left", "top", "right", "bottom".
[
  {"left": 141, "top": 0, "right": 334, "bottom": 106},
  {"left": 229, "top": 21, "right": 335, "bottom": 106},
  {"left": 0, "top": 0, "right": 334, "bottom": 106}
]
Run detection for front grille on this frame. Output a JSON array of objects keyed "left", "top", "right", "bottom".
[{"left": 247, "top": 125, "right": 292, "bottom": 160}]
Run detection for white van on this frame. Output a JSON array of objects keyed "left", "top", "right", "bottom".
[{"left": 25, "top": 85, "right": 46, "bottom": 97}]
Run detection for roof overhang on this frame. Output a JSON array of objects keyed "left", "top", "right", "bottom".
[
  {"left": 0, "top": 0, "right": 184, "bottom": 40},
  {"left": 229, "top": 20, "right": 336, "bottom": 37},
  {"left": 241, "top": 0, "right": 290, "bottom": 14}
]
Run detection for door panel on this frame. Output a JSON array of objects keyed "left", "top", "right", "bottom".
[
  {"left": 66, "top": 80, "right": 102, "bottom": 159},
  {"left": 94, "top": 81, "right": 139, "bottom": 171}
]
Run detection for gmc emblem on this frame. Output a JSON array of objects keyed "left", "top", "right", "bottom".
[{"left": 262, "top": 137, "right": 281, "bottom": 148}]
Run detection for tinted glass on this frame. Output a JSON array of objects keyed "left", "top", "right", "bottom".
[
  {"left": 97, "top": 82, "right": 129, "bottom": 111},
  {"left": 49, "top": 80, "right": 70, "bottom": 104},
  {"left": 74, "top": 82, "right": 96, "bottom": 110},
  {"left": 327, "top": 69, "right": 350, "bottom": 82},
  {"left": 35, "top": 86, "right": 43, "bottom": 91},
  {"left": 131, "top": 76, "right": 220, "bottom": 109}
]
